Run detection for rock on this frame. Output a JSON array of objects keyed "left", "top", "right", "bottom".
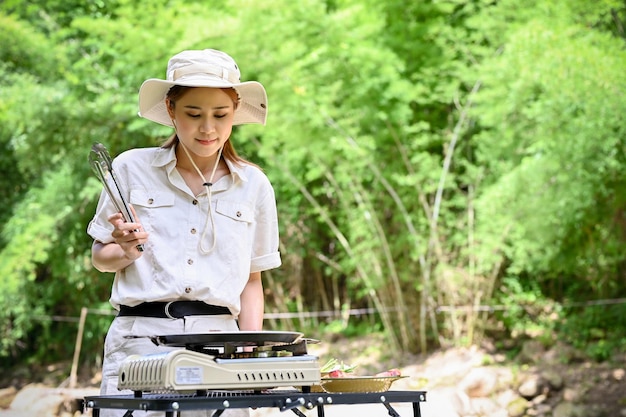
[
  {"left": 553, "top": 402, "right": 586, "bottom": 417},
  {"left": 492, "top": 368, "right": 516, "bottom": 392},
  {"left": 470, "top": 397, "right": 503, "bottom": 417},
  {"left": 506, "top": 396, "right": 530, "bottom": 417},
  {"left": 530, "top": 403, "right": 552, "bottom": 416},
  {"left": 612, "top": 368, "right": 625, "bottom": 381},
  {"left": 450, "top": 388, "right": 472, "bottom": 416},
  {"left": 541, "top": 370, "right": 564, "bottom": 390},
  {"left": 10, "top": 384, "right": 64, "bottom": 417},
  {"left": 518, "top": 340, "right": 546, "bottom": 364},
  {"left": 419, "top": 387, "right": 463, "bottom": 417},
  {"left": 518, "top": 374, "right": 544, "bottom": 398},
  {"left": 495, "top": 389, "right": 519, "bottom": 409},
  {"left": 459, "top": 367, "right": 498, "bottom": 398},
  {"left": 562, "top": 387, "right": 578, "bottom": 402},
  {"left": 541, "top": 341, "right": 585, "bottom": 365},
  {"left": 0, "top": 387, "right": 17, "bottom": 409},
  {"left": 0, "top": 410, "right": 30, "bottom": 417},
  {"left": 4, "top": 384, "right": 98, "bottom": 417}
]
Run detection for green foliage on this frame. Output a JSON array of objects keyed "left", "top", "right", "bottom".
[
  {"left": 0, "top": 13, "right": 67, "bottom": 239},
  {"left": 472, "top": 9, "right": 626, "bottom": 286},
  {"left": 0, "top": 13, "right": 64, "bottom": 79},
  {"left": 1, "top": 0, "right": 626, "bottom": 368},
  {"left": 558, "top": 303, "right": 626, "bottom": 361},
  {"left": 317, "top": 318, "right": 383, "bottom": 339},
  {"left": 494, "top": 277, "right": 561, "bottom": 340}
]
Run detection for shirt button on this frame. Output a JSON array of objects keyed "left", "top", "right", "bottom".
[
  {"left": 236, "top": 211, "right": 242, "bottom": 217},
  {"left": 148, "top": 198, "right": 154, "bottom": 204},
  {"left": 187, "top": 259, "right": 193, "bottom": 265},
  {"left": 185, "top": 287, "right": 192, "bottom": 294},
  {"left": 192, "top": 199, "right": 199, "bottom": 205},
  {"left": 190, "top": 228, "right": 197, "bottom": 234}
]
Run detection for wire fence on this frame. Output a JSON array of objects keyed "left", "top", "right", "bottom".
[
  {"left": 435, "top": 297, "right": 626, "bottom": 313},
  {"left": 30, "top": 296, "right": 626, "bottom": 324}
]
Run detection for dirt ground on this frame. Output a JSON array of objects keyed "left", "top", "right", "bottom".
[
  {"left": 0, "top": 334, "right": 624, "bottom": 417},
  {"left": 301, "top": 334, "right": 626, "bottom": 417}
]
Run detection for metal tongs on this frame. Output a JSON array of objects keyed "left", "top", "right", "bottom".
[{"left": 89, "top": 142, "right": 144, "bottom": 252}]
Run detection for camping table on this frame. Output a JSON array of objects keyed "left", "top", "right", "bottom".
[{"left": 84, "top": 389, "right": 427, "bottom": 417}]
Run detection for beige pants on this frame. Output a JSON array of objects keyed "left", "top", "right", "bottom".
[{"left": 99, "top": 315, "right": 249, "bottom": 417}]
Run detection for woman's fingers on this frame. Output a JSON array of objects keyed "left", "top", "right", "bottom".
[{"left": 107, "top": 211, "right": 148, "bottom": 257}]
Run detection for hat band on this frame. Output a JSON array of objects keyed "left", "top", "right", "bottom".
[{"left": 172, "top": 64, "right": 240, "bottom": 84}]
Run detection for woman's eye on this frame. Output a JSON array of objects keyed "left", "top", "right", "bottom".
[
  {"left": 186, "top": 113, "right": 201, "bottom": 118},
  {"left": 214, "top": 114, "right": 227, "bottom": 119}
]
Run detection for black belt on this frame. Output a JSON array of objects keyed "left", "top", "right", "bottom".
[{"left": 118, "top": 301, "right": 231, "bottom": 319}]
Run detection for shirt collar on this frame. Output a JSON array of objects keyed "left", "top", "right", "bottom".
[{"left": 152, "top": 145, "right": 249, "bottom": 183}]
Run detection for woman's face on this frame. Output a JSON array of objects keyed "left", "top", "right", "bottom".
[{"left": 168, "top": 87, "right": 235, "bottom": 159}]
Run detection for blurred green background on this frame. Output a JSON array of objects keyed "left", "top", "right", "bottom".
[{"left": 1, "top": 0, "right": 625, "bottom": 371}]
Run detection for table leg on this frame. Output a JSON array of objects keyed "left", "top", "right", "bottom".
[
  {"left": 381, "top": 403, "right": 401, "bottom": 417},
  {"left": 413, "top": 402, "right": 421, "bottom": 417},
  {"left": 290, "top": 408, "right": 307, "bottom": 417},
  {"left": 317, "top": 404, "right": 325, "bottom": 417}
]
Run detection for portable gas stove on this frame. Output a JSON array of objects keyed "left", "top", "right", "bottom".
[
  {"left": 86, "top": 331, "right": 427, "bottom": 417},
  {"left": 118, "top": 331, "right": 321, "bottom": 393}
]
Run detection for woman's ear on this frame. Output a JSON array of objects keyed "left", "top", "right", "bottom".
[{"left": 165, "top": 98, "right": 175, "bottom": 119}]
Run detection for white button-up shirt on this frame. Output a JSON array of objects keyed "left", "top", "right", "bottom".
[{"left": 87, "top": 146, "right": 281, "bottom": 315}]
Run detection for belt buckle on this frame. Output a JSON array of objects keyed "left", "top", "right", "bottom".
[{"left": 164, "top": 301, "right": 176, "bottom": 319}]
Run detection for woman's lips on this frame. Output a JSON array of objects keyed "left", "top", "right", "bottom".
[{"left": 197, "top": 138, "right": 217, "bottom": 145}]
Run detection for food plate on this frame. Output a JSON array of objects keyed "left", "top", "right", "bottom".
[
  {"left": 125, "top": 331, "right": 304, "bottom": 347},
  {"left": 320, "top": 376, "right": 407, "bottom": 393}
]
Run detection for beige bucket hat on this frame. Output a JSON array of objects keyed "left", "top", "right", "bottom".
[{"left": 138, "top": 49, "right": 267, "bottom": 126}]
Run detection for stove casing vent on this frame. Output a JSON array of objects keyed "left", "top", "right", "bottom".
[{"left": 118, "top": 349, "right": 320, "bottom": 392}]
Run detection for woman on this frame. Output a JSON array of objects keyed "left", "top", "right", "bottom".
[{"left": 87, "top": 49, "right": 281, "bottom": 416}]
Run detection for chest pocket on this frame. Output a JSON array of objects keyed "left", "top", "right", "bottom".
[
  {"left": 215, "top": 200, "right": 253, "bottom": 223},
  {"left": 129, "top": 189, "right": 175, "bottom": 208}
]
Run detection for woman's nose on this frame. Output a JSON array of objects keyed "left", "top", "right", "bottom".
[{"left": 199, "top": 118, "right": 215, "bottom": 133}]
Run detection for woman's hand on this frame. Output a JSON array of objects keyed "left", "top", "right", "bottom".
[
  {"left": 107, "top": 209, "right": 148, "bottom": 261},
  {"left": 92, "top": 207, "right": 149, "bottom": 273}
]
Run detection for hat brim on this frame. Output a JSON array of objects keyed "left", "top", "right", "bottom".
[{"left": 138, "top": 76, "right": 268, "bottom": 127}]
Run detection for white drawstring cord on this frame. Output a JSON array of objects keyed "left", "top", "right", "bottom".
[{"left": 178, "top": 141, "right": 223, "bottom": 254}]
